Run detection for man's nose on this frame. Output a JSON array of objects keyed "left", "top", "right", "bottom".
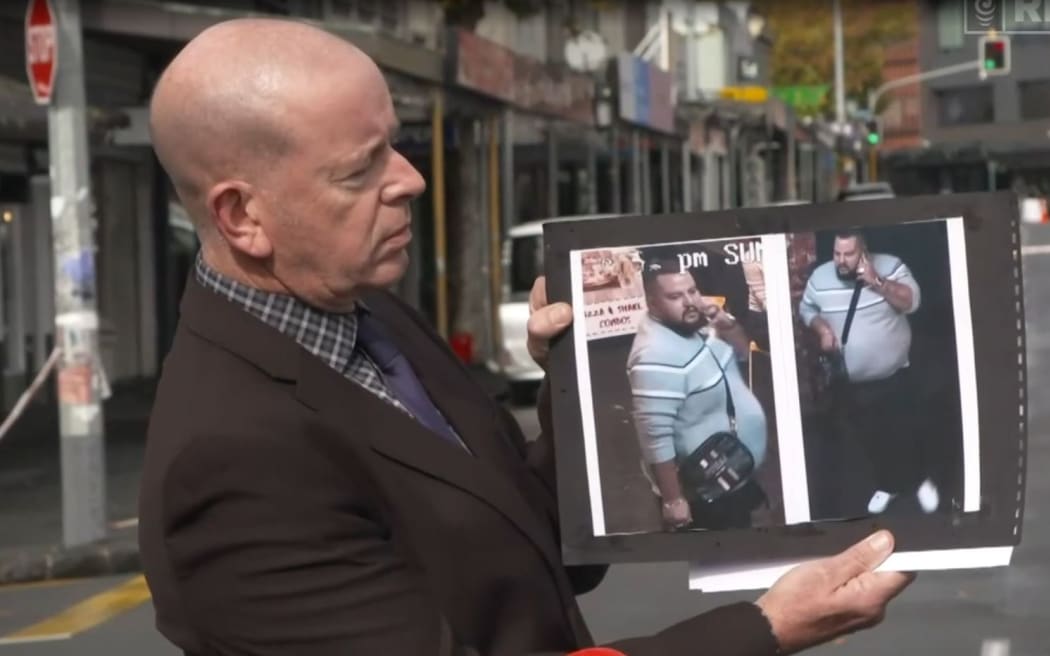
[{"left": 382, "top": 151, "right": 427, "bottom": 204}]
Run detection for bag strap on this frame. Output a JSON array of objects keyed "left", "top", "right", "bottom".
[
  {"left": 840, "top": 280, "right": 864, "bottom": 346},
  {"left": 710, "top": 345, "right": 737, "bottom": 431}
]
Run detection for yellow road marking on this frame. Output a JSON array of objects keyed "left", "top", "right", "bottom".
[
  {"left": 0, "top": 634, "right": 71, "bottom": 646},
  {"left": 0, "top": 578, "right": 84, "bottom": 593},
  {"left": 1, "top": 575, "right": 151, "bottom": 641}
]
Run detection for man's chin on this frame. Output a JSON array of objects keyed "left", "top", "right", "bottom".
[
  {"left": 671, "top": 317, "right": 705, "bottom": 333},
  {"left": 368, "top": 251, "right": 410, "bottom": 288}
]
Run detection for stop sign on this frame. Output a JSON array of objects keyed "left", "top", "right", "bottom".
[{"left": 25, "top": 0, "right": 57, "bottom": 105}]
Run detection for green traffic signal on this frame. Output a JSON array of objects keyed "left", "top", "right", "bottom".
[
  {"left": 867, "top": 132, "right": 880, "bottom": 145},
  {"left": 985, "top": 59, "right": 996, "bottom": 70}
]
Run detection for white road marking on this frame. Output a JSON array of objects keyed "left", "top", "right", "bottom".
[
  {"left": 1021, "top": 243, "right": 1050, "bottom": 256},
  {"left": 981, "top": 638, "right": 1010, "bottom": 656}
]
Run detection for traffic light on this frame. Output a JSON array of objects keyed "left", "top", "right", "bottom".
[
  {"left": 979, "top": 35, "right": 1010, "bottom": 76},
  {"left": 865, "top": 120, "right": 880, "bottom": 146}
]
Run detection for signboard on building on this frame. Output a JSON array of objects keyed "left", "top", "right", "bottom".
[
  {"left": 720, "top": 85, "right": 768, "bottom": 103},
  {"left": 737, "top": 56, "right": 759, "bottom": 82},
  {"left": 615, "top": 53, "right": 674, "bottom": 134},
  {"left": 25, "top": 0, "right": 57, "bottom": 106},
  {"left": 450, "top": 29, "right": 595, "bottom": 126},
  {"left": 773, "top": 85, "right": 829, "bottom": 114}
]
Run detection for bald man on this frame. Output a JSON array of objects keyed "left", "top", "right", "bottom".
[{"left": 138, "top": 17, "right": 913, "bottom": 656}]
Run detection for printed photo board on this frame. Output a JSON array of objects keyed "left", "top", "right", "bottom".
[{"left": 542, "top": 191, "right": 1027, "bottom": 584}]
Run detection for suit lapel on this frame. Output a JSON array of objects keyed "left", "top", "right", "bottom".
[{"left": 293, "top": 298, "right": 564, "bottom": 583}]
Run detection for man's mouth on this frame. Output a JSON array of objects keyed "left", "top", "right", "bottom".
[{"left": 387, "top": 223, "right": 412, "bottom": 244}]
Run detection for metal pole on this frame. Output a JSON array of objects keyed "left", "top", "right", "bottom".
[
  {"left": 630, "top": 130, "right": 642, "bottom": 214},
  {"left": 586, "top": 136, "right": 598, "bottom": 214},
  {"left": 500, "top": 108, "right": 514, "bottom": 234},
  {"left": 833, "top": 0, "right": 846, "bottom": 130},
  {"left": 48, "top": 0, "right": 107, "bottom": 548},
  {"left": 611, "top": 124, "right": 622, "bottom": 213},
  {"left": 660, "top": 138, "right": 671, "bottom": 213},
  {"left": 868, "top": 59, "right": 982, "bottom": 114},
  {"left": 681, "top": 140, "right": 692, "bottom": 212},
  {"left": 476, "top": 119, "right": 492, "bottom": 361},
  {"left": 546, "top": 126, "right": 558, "bottom": 217},
  {"left": 431, "top": 88, "right": 448, "bottom": 338},
  {"left": 487, "top": 115, "right": 502, "bottom": 362},
  {"left": 639, "top": 133, "right": 651, "bottom": 213},
  {"left": 786, "top": 117, "right": 798, "bottom": 200}
]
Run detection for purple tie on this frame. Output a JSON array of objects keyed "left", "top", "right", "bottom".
[{"left": 355, "top": 310, "right": 466, "bottom": 450}]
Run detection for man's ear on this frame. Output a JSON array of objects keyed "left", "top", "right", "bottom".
[{"left": 207, "top": 181, "right": 274, "bottom": 259}]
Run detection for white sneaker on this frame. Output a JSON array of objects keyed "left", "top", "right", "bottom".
[
  {"left": 867, "top": 490, "right": 896, "bottom": 514},
  {"left": 917, "top": 479, "right": 939, "bottom": 513}
]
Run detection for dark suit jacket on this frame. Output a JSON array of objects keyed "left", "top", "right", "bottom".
[{"left": 139, "top": 275, "right": 780, "bottom": 656}]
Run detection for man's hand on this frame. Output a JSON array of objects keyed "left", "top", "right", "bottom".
[
  {"left": 527, "top": 276, "right": 573, "bottom": 370},
  {"left": 857, "top": 254, "right": 879, "bottom": 288},
  {"left": 661, "top": 497, "right": 692, "bottom": 529},
  {"left": 810, "top": 316, "right": 839, "bottom": 353},
  {"left": 703, "top": 303, "right": 737, "bottom": 332},
  {"left": 819, "top": 329, "right": 838, "bottom": 353},
  {"left": 755, "top": 530, "right": 915, "bottom": 655}
]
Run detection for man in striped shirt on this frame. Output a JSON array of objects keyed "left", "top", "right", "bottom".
[
  {"left": 627, "top": 255, "right": 770, "bottom": 531},
  {"left": 799, "top": 230, "right": 939, "bottom": 516}
]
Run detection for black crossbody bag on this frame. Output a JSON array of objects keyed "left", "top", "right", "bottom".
[
  {"left": 678, "top": 352, "right": 756, "bottom": 505},
  {"left": 819, "top": 280, "right": 863, "bottom": 387}
]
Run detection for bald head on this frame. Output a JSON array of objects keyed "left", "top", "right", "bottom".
[{"left": 150, "top": 18, "right": 378, "bottom": 237}]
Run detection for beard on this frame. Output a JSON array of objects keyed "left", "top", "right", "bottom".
[
  {"left": 669, "top": 304, "right": 707, "bottom": 334},
  {"left": 836, "top": 265, "right": 858, "bottom": 281}
]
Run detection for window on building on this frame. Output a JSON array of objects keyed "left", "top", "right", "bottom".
[
  {"left": 936, "top": 85, "right": 994, "bottom": 126},
  {"left": 1020, "top": 80, "right": 1050, "bottom": 120},
  {"left": 936, "top": 0, "right": 964, "bottom": 50},
  {"left": 353, "top": 0, "right": 375, "bottom": 21},
  {"left": 329, "top": 0, "right": 351, "bottom": 17},
  {"left": 379, "top": 1, "right": 402, "bottom": 31},
  {"left": 326, "top": 0, "right": 402, "bottom": 35}
]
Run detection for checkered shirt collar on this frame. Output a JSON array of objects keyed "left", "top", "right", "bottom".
[{"left": 193, "top": 252, "right": 358, "bottom": 374}]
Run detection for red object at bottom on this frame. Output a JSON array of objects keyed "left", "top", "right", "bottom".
[
  {"left": 449, "top": 332, "right": 474, "bottom": 364},
  {"left": 568, "top": 649, "right": 627, "bottom": 656}
]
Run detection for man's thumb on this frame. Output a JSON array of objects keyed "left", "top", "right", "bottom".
[{"left": 830, "top": 530, "right": 895, "bottom": 582}]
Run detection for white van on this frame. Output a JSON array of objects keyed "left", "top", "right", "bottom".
[{"left": 488, "top": 214, "right": 619, "bottom": 395}]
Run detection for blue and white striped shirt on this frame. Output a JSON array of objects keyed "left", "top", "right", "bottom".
[
  {"left": 799, "top": 253, "right": 920, "bottom": 382},
  {"left": 626, "top": 315, "right": 768, "bottom": 467}
]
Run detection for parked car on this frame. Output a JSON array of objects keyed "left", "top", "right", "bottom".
[
  {"left": 489, "top": 213, "right": 619, "bottom": 401},
  {"left": 836, "top": 181, "right": 895, "bottom": 202}
]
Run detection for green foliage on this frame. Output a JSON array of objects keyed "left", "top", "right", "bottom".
[{"left": 752, "top": 0, "right": 917, "bottom": 117}]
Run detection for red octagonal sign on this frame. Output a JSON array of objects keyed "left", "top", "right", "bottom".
[{"left": 25, "top": 0, "right": 57, "bottom": 105}]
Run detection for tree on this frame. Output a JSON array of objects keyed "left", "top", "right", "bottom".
[{"left": 753, "top": 0, "right": 917, "bottom": 117}]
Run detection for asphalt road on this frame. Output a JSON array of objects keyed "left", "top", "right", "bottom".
[{"left": 3, "top": 229, "right": 1050, "bottom": 655}]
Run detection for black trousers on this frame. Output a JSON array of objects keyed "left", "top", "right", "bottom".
[
  {"left": 830, "top": 366, "right": 926, "bottom": 495},
  {"left": 685, "top": 479, "right": 767, "bottom": 531}
]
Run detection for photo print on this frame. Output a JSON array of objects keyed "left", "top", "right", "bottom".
[
  {"left": 571, "top": 236, "right": 795, "bottom": 536},
  {"left": 789, "top": 219, "right": 980, "bottom": 523},
  {"left": 546, "top": 192, "right": 1025, "bottom": 573},
  {"left": 568, "top": 218, "right": 981, "bottom": 541}
]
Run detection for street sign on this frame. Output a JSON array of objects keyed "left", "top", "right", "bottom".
[
  {"left": 720, "top": 86, "right": 769, "bottom": 103},
  {"left": 25, "top": 0, "right": 57, "bottom": 105}
]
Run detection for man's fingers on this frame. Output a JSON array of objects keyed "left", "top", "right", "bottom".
[
  {"left": 529, "top": 276, "right": 548, "bottom": 314},
  {"left": 827, "top": 530, "right": 895, "bottom": 584},
  {"left": 528, "top": 303, "right": 573, "bottom": 341}
]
